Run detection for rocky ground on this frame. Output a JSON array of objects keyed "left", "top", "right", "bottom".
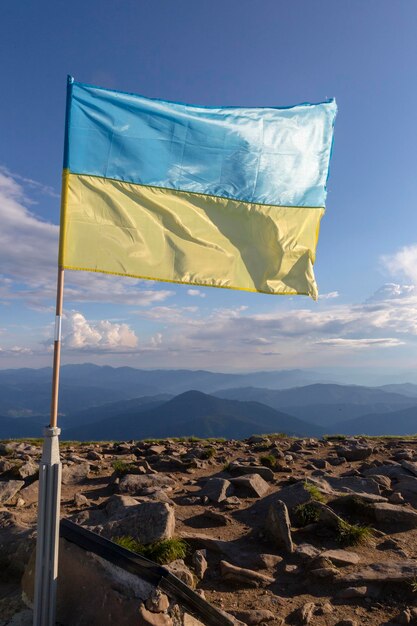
[{"left": 0, "top": 435, "right": 417, "bottom": 625}]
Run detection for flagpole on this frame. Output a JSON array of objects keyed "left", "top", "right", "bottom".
[{"left": 33, "top": 267, "right": 64, "bottom": 626}]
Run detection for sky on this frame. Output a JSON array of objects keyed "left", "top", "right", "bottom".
[{"left": 1, "top": 0, "right": 417, "bottom": 382}]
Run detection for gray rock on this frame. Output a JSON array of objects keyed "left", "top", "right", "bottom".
[
  {"left": 320, "top": 549, "right": 360, "bottom": 566},
  {"left": 373, "top": 502, "right": 417, "bottom": 528},
  {"left": 402, "top": 460, "right": 417, "bottom": 476},
  {"left": 22, "top": 538, "right": 154, "bottom": 625},
  {"left": 326, "top": 475, "right": 381, "bottom": 496},
  {"left": 119, "top": 474, "right": 175, "bottom": 496},
  {"left": 219, "top": 560, "right": 274, "bottom": 587},
  {"left": 62, "top": 462, "right": 90, "bottom": 485},
  {"left": 138, "top": 604, "right": 173, "bottom": 625},
  {"left": 232, "top": 609, "right": 276, "bottom": 624},
  {"left": 395, "top": 475, "right": 417, "bottom": 495},
  {"left": 103, "top": 501, "right": 175, "bottom": 545},
  {"left": 0, "top": 480, "right": 24, "bottom": 504},
  {"left": 294, "top": 602, "right": 315, "bottom": 625},
  {"left": 342, "top": 560, "right": 417, "bottom": 583},
  {"left": 165, "top": 559, "right": 196, "bottom": 588},
  {"left": 335, "top": 586, "right": 367, "bottom": 599},
  {"left": 363, "top": 464, "right": 408, "bottom": 479},
  {"left": 295, "top": 543, "right": 321, "bottom": 562},
  {"left": 337, "top": 446, "right": 373, "bottom": 461},
  {"left": 192, "top": 549, "right": 207, "bottom": 579},
  {"left": 273, "top": 478, "right": 330, "bottom": 510},
  {"left": 265, "top": 499, "right": 294, "bottom": 553},
  {"left": 228, "top": 463, "right": 274, "bottom": 482},
  {"left": 145, "top": 588, "right": 170, "bottom": 613},
  {"left": 105, "top": 494, "right": 139, "bottom": 518},
  {"left": 229, "top": 473, "right": 269, "bottom": 498},
  {"left": 14, "top": 461, "right": 39, "bottom": 480},
  {"left": 199, "top": 478, "right": 234, "bottom": 503}
]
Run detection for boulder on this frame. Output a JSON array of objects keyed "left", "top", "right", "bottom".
[
  {"left": 103, "top": 501, "right": 175, "bottom": 545},
  {"left": 119, "top": 474, "right": 175, "bottom": 496},
  {"left": 395, "top": 475, "right": 417, "bottom": 495},
  {"left": 402, "top": 460, "right": 417, "bottom": 476},
  {"left": 62, "top": 462, "right": 90, "bottom": 485},
  {"left": 229, "top": 474, "right": 269, "bottom": 498},
  {"left": 326, "top": 476, "right": 381, "bottom": 496},
  {"left": 228, "top": 463, "right": 274, "bottom": 482},
  {"left": 0, "top": 480, "right": 24, "bottom": 504},
  {"left": 336, "top": 446, "right": 373, "bottom": 461},
  {"left": 341, "top": 560, "right": 417, "bottom": 583},
  {"left": 22, "top": 538, "right": 154, "bottom": 625},
  {"left": 199, "top": 478, "right": 234, "bottom": 503},
  {"left": 265, "top": 499, "right": 294, "bottom": 553},
  {"left": 372, "top": 502, "right": 417, "bottom": 528}
]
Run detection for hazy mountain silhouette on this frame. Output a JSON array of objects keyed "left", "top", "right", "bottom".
[
  {"left": 215, "top": 384, "right": 417, "bottom": 427},
  {"left": 63, "top": 390, "right": 324, "bottom": 441},
  {"left": 332, "top": 406, "right": 417, "bottom": 436}
]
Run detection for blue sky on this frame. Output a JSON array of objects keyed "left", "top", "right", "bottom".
[{"left": 1, "top": 0, "right": 417, "bottom": 382}]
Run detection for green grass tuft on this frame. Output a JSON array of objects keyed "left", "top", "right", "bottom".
[
  {"left": 200, "top": 446, "right": 216, "bottom": 460},
  {"left": 111, "top": 460, "right": 137, "bottom": 475},
  {"left": 295, "top": 502, "right": 320, "bottom": 526},
  {"left": 336, "top": 519, "right": 373, "bottom": 546},
  {"left": 303, "top": 481, "right": 326, "bottom": 503},
  {"left": 113, "top": 536, "right": 187, "bottom": 564},
  {"left": 259, "top": 454, "right": 277, "bottom": 469}
]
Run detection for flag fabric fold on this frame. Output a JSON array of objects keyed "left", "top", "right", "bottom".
[{"left": 60, "top": 78, "right": 336, "bottom": 299}]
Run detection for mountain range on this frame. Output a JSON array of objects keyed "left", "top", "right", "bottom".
[{"left": 0, "top": 365, "right": 416, "bottom": 439}]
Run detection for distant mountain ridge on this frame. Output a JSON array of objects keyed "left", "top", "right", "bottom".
[
  {"left": 62, "top": 390, "right": 324, "bottom": 441},
  {"left": 0, "top": 365, "right": 417, "bottom": 439}
]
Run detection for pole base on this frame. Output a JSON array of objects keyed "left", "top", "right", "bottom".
[{"left": 33, "top": 427, "right": 62, "bottom": 626}]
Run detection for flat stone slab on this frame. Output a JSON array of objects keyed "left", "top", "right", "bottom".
[
  {"left": 118, "top": 473, "right": 175, "bottom": 495},
  {"left": 373, "top": 502, "right": 417, "bottom": 528},
  {"left": 321, "top": 549, "right": 360, "bottom": 566},
  {"left": 401, "top": 460, "right": 417, "bottom": 476},
  {"left": 326, "top": 476, "right": 381, "bottom": 496},
  {"left": 0, "top": 480, "right": 24, "bottom": 504},
  {"left": 228, "top": 463, "right": 274, "bottom": 482},
  {"left": 342, "top": 560, "right": 417, "bottom": 583}
]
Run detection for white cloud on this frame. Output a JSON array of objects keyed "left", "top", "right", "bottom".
[
  {"left": 0, "top": 346, "right": 33, "bottom": 355},
  {"left": 367, "top": 283, "right": 415, "bottom": 302},
  {"left": 187, "top": 289, "right": 206, "bottom": 298},
  {"left": 319, "top": 291, "right": 339, "bottom": 300},
  {"left": 315, "top": 338, "right": 404, "bottom": 349},
  {"left": 64, "top": 312, "right": 138, "bottom": 352},
  {"left": 382, "top": 245, "right": 417, "bottom": 285}
]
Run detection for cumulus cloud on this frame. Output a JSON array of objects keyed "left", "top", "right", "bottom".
[
  {"left": 319, "top": 291, "right": 339, "bottom": 300},
  {"left": 382, "top": 245, "right": 417, "bottom": 285},
  {"left": 64, "top": 312, "right": 138, "bottom": 352}
]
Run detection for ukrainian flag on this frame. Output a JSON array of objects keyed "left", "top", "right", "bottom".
[{"left": 60, "top": 77, "right": 336, "bottom": 299}]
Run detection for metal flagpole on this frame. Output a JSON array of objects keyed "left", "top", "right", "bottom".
[{"left": 33, "top": 267, "right": 64, "bottom": 626}]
